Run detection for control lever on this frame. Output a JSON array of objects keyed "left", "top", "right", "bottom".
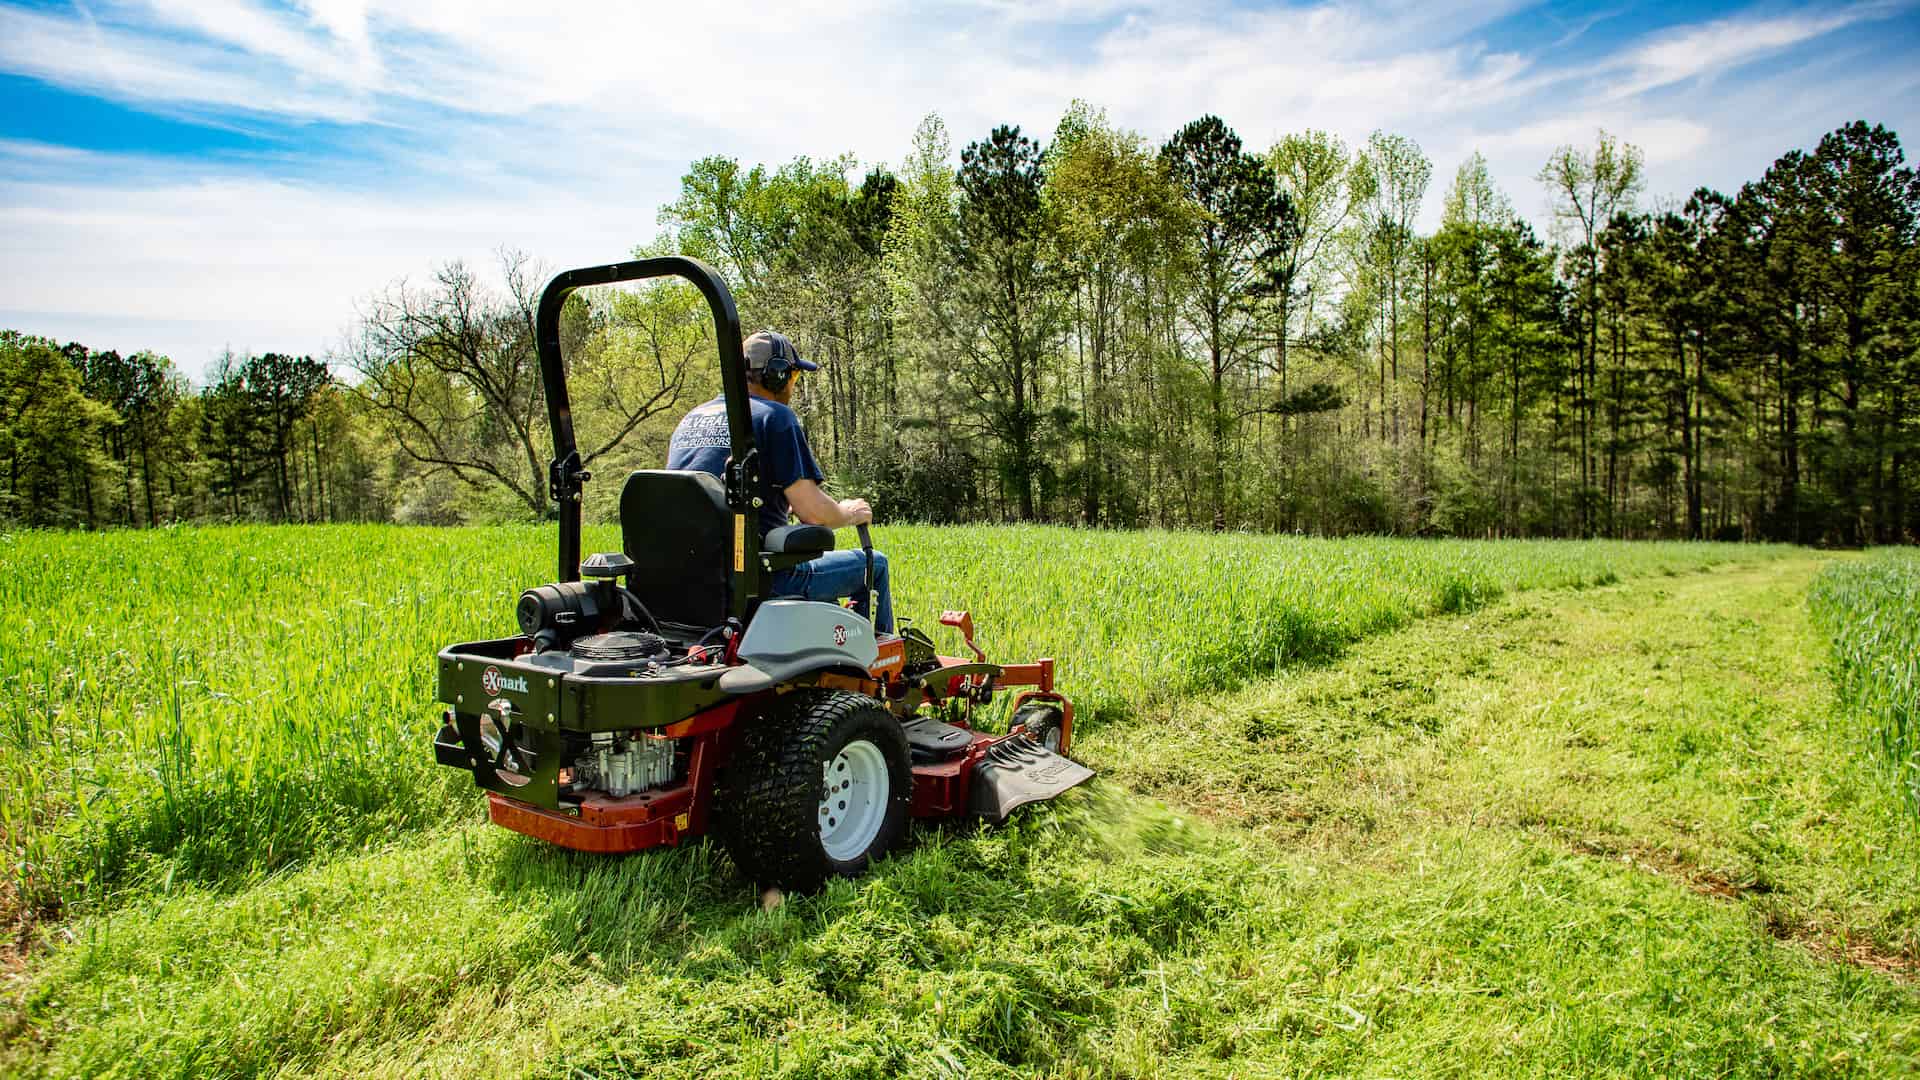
[{"left": 856, "top": 523, "right": 875, "bottom": 624}]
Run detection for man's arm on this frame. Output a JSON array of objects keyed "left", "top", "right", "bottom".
[{"left": 786, "top": 479, "right": 871, "bottom": 528}]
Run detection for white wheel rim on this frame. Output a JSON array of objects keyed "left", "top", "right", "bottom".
[{"left": 819, "top": 738, "right": 889, "bottom": 862}]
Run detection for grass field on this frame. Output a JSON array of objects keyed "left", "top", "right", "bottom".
[
  {"left": 4, "top": 526, "right": 1916, "bottom": 1076},
  {"left": 1811, "top": 548, "right": 1920, "bottom": 817}
]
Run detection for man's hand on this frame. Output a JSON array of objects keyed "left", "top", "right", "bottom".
[{"left": 838, "top": 498, "right": 873, "bottom": 526}]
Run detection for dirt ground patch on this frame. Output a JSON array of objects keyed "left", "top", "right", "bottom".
[
  {"left": 1798, "top": 935, "right": 1920, "bottom": 982},
  {"left": 1767, "top": 908, "right": 1920, "bottom": 983},
  {"left": 1562, "top": 834, "right": 1775, "bottom": 900},
  {"left": 1, "top": 884, "right": 31, "bottom": 1047},
  {"left": 0, "top": 882, "right": 23, "bottom": 976},
  {"left": 1561, "top": 832, "right": 1918, "bottom": 982}
]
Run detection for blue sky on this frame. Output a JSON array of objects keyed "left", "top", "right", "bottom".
[{"left": 2, "top": 0, "right": 1916, "bottom": 380}]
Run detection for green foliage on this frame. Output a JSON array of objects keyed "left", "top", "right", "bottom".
[
  {"left": 0, "top": 333, "right": 118, "bottom": 527},
  {"left": 11, "top": 120, "right": 1919, "bottom": 541},
  {"left": 202, "top": 350, "right": 331, "bottom": 522},
  {"left": 1810, "top": 550, "right": 1920, "bottom": 815},
  {"left": 1160, "top": 114, "right": 1295, "bottom": 528},
  {"left": 936, "top": 124, "right": 1068, "bottom": 521},
  {"left": 346, "top": 251, "right": 699, "bottom": 519}
]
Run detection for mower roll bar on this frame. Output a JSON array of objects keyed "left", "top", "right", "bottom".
[{"left": 534, "top": 256, "right": 764, "bottom": 619}]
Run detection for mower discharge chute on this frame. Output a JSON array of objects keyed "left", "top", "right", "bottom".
[{"left": 431, "top": 256, "right": 1092, "bottom": 890}]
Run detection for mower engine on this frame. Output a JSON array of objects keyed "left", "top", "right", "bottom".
[
  {"left": 564, "top": 632, "right": 687, "bottom": 796},
  {"left": 574, "top": 731, "right": 677, "bottom": 797}
]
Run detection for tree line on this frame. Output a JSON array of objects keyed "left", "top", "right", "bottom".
[
  {"left": 3, "top": 110, "right": 1915, "bottom": 543},
  {"left": 0, "top": 337, "right": 365, "bottom": 527}
]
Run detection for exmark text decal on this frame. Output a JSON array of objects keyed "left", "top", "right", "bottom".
[{"left": 482, "top": 666, "right": 529, "bottom": 696}]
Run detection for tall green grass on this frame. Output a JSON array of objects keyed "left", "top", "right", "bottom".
[
  {"left": 1810, "top": 549, "right": 1920, "bottom": 816},
  {"left": 0, "top": 523, "right": 1782, "bottom": 915}
]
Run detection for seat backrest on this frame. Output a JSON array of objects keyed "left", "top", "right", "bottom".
[{"left": 619, "top": 469, "right": 732, "bottom": 629}]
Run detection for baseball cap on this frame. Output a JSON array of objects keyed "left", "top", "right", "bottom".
[{"left": 743, "top": 330, "right": 820, "bottom": 373}]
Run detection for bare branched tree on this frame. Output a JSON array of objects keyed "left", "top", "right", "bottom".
[{"left": 344, "top": 248, "right": 697, "bottom": 517}]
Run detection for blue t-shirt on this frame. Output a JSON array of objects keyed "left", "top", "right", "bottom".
[{"left": 666, "top": 394, "right": 825, "bottom": 538}]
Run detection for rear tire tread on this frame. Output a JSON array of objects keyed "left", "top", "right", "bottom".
[{"left": 717, "top": 689, "right": 910, "bottom": 892}]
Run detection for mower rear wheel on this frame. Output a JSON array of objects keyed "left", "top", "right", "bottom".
[{"left": 717, "top": 689, "right": 911, "bottom": 891}]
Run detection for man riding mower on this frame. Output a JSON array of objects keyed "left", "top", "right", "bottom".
[
  {"left": 431, "top": 256, "right": 1093, "bottom": 891},
  {"left": 666, "top": 328, "right": 895, "bottom": 634}
]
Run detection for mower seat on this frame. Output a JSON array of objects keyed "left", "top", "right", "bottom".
[
  {"left": 619, "top": 469, "right": 731, "bottom": 628},
  {"left": 617, "top": 470, "right": 837, "bottom": 624}
]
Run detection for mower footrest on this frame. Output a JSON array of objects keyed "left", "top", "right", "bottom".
[
  {"left": 900, "top": 716, "right": 974, "bottom": 762},
  {"left": 968, "top": 738, "right": 1094, "bottom": 821},
  {"left": 433, "top": 723, "right": 469, "bottom": 769}
]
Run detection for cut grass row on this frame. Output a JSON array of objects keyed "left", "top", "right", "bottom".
[
  {"left": 0, "top": 524, "right": 1785, "bottom": 918},
  {"left": 1810, "top": 548, "right": 1920, "bottom": 816},
  {"left": 16, "top": 796, "right": 1912, "bottom": 1078},
  {"left": 6, "top": 552, "right": 1913, "bottom": 1077}
]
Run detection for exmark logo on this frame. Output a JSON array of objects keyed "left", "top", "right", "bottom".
[
  {"left": 833, "top": 625, "right": 848, "bottom": 646},
  {"left": 481, "top": 666, "right": 529, "bottom": 696}
]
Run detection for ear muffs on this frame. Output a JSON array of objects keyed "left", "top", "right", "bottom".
[{"left": 758, "top": 335, "right": 796, "bottom": 392}]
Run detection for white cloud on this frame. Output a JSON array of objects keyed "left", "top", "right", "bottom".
[
  {"left": 1604, "top": 5, "right": 1874, "bottom": 99},
  {"left": 130, "top": 0, "right": 372, "bottom": 83},
  {"left": 0, "top": 4, "right": 373, "bottom": 120},
  {"left": 3, "top": 2, "right": 1533, "bottom": 156}
]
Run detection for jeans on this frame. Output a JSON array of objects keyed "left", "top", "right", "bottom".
[{"left": 771, "top": 548, "right": 893, "bottom": 634}]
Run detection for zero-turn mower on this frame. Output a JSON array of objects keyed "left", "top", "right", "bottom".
[{"left": 431, "top": 256, "right": 1093, "bottom": 890}]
